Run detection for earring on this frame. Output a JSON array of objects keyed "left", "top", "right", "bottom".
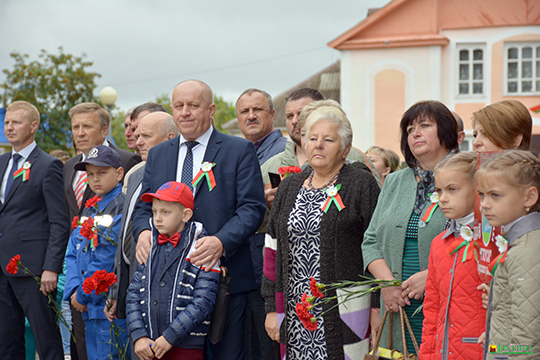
[
  {"left": 479, "top": 206, "right": 482, "bottom": 212},
  {"left": 525, "top": 206, "right": 531, "bottom": 212}
]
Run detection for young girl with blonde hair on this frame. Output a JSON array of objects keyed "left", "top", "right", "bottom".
[
  {"left": 476, "top": 150, "right": 540, "bottom": 360},
  {"left": 420, "top": 152, "right": 486, "bottom": 360}
]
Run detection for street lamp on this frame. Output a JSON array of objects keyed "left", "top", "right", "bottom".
[{"left": 99, "top": 86, "right": 117, "bottom": 143}]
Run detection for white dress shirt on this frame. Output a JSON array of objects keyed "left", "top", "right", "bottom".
[
  {"left": 0, "top": 141, "right": 38, "bottom": 203},
  {"left": 175, "top": 126, "right": 213, "bottom": 195}
]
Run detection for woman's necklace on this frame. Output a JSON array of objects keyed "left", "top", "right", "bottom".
[{"left": 307, "top": 170, "right": 339, "bottom": 190}]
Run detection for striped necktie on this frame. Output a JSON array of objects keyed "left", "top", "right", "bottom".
[{"left": 75, "top": 172, "right": 88, "bottom": 208}]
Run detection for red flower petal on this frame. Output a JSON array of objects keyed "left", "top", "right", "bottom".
[
  {"left": 72, "top": 216, "right": 80, "bottom": 230},
  {"left": 85, "top": 195, "right": 102, "bottom": 209},
  {"left": 310, "top": 277, "right": 324, "bottom": 299}
]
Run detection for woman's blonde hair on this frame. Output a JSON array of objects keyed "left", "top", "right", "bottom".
[
  {"left": 366, "top": 146, "right": 400, "bottom": 173},
  {"left": 475, "top": 150, "right": 540, "bottom": 212},
  {"left": 472, "top": 100, "right": 532, "bottom": 150},
  {"left": 434, "top": 152, "right": 477, "bottom": 185}
]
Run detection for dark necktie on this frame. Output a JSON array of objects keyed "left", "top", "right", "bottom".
[
  {"left": 5, "top": 154, "right": 22, "bottom": 195},
  {"left": 181, "top": 141, "right": 198, "bottom": 191}
]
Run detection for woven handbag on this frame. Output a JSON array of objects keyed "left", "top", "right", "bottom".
[{"left": 364, "top": 307, "right": 420, "bottom": 360}]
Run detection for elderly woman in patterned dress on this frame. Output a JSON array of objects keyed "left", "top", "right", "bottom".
[{"left": 261, "top": 100, "right": 380, "bottom": 360}]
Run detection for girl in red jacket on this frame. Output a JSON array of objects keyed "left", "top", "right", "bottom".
[{"left": 420, "top": 152, "right": 486, "bottom": 360}]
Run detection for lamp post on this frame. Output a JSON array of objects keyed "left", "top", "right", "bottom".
[{"left": 99, "top": 86, "right": 118, "bottom": 144}]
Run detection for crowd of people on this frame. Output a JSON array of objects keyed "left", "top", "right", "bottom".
[{"left": 0, "top": 81, "right": 538, "bottom": 360}]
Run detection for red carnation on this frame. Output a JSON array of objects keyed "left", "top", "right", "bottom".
[
  {"left": 82, "top": 277, "right": 97, "bottom": 294},
  {"left": 295, "top": 302, "right": 312, "bottom": 322},
  {"left": 84, "top": 270, "right": 117, "bottom": 295},
  {"left": 79, "top": 218, "right": 95, "bottom": 240},
  {"left": 85, "top": 195, "right": 102, "bottom": 209},
  {"left": 72, "top": 216, "right": 80, "bottom": 230},
  {"left": 6, "top": 254, "right": 21, "bottom": 274},
  {"left": 310, "top": 277, "right": 324, "bottom": 299},
  {"left": 301, "top": 316, "right": 318, "bottom": 331},
  {"left": 278, "top": 166, "right": 302, "bottom": 178}
]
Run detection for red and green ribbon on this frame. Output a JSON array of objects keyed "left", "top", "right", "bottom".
[
  {"left": 530, "top": 104, "right": 540, "bottom": 114},
  {"left": 421, "top": 193, "right": 439, "bottom": 223},
  {"left": 84, "top": 233, "right": 99, "bottom": 252},
  {"left": 488, "top": 251, "right": 507, "bottom": 276},
  {"left": 446, "top": 233, "right": 478, "bottom": 263},
  {"left": 321, "top": 184, "right": 345, "bottom": 213},
  {"left": 192, "top": 162, "right": 217, "bottom": 192},
  {"left": 13, "top": 162, "right": 31, "bottom": 182}
]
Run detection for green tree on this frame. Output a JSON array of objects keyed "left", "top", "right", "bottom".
[
  {"left": 110, "top": 109, "right": 129, "bottom": 150},
  {"left": 154, "top": 93, "right": 235, "bottom": 133},
  {"left": 0, "top": 47, "right": 101, "bottom": 153}
]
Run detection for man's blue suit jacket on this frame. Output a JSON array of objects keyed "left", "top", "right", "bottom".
[
  {"left": 0, "top": 146, "right": 70, "bottom": 277},
  {"left": 133, "top": 128, "right": 266, "bottom": 294}
]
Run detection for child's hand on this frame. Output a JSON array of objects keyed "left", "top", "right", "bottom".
[
  {"left": 104, "top": 299, "right": 117, "bottom": 322},
  {"left": 152, "top": 336, "right": 173, "bottom": 359},
  {"left": 134, "top": 337, "right": 155, "bottom": 359},
  {"left": 477, "top": 283, "right": 490, "bottom": 309},
  {"left": 71, "top": 292, "right": 87, "bottom": 312},
  {"left": 478, "top": 332, "right": 486, "bottom": 348}
]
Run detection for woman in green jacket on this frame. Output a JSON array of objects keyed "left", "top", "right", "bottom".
[{"left": 362, "top": 101, "right": 459, "bottom": 354}]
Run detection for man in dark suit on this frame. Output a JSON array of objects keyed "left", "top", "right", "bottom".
[
  {"left": 63, "top": 102, "right": 141, "bottom": 360},
  {"left": 107, "top": 112, "right": 178, "bottom": 342},
  {"left": 133, "top": 80, "right": 266, "bottom": 360},
  {"left": 0, "top": 101, "right": 70, "bottom": 359}
]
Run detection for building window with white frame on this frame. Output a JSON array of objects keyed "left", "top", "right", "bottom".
[
  {"left": 505, "top": 42, "right": 540, "bottom": 94},
  {"left": 458, "top": 45, "right": 484, "bottom": 95}
]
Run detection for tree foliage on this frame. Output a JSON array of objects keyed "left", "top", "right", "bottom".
[
  {"left": 0, "top": 47, "right": 101, "bottom": 153},
  {"left": 154, "top": 93, "right": 235, "bottom": 133}
]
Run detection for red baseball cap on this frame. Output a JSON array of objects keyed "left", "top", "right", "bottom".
[{"left": 141, "top": 181, "right": 194, "bottom": 210}]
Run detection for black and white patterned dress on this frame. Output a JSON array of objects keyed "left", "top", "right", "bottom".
[{"left": 286, "top": 186, "right": 328, "bottom": 359}]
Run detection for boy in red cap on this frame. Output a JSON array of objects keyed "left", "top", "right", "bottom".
[{"left": 126, "top": 181, "right": 220, "bottom": 360}]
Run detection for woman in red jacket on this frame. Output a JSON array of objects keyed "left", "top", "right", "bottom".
[{"left": 420, "top": 152, "right": 486, "bottom": 360}]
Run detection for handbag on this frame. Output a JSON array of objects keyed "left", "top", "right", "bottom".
[
  {"left": 208, "top": 266, "right": 231, "bottom": 345},
  {"left": 364, "top": 307, "right": 420, "bottom": 360}
]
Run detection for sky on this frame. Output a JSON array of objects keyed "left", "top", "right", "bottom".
[{"left": 0, "top": 0, "right": 391, "bottom": 111}]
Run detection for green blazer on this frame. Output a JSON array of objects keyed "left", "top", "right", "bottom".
[{"left": 362, "top": 167, "right": 447, "bottom": 352}]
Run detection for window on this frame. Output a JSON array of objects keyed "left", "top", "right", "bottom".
[
  {"left": 505, "top": 42, "right": 540, "bottom": 95},
  {"left": 458, "top": 45, "right": 484, "bottom": 95}
]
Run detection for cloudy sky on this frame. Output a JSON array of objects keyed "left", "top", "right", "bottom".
[{"left": 1, "top": 0, "right": 390, "bottom": 111}]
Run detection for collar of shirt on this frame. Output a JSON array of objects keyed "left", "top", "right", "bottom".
[
  {"left": 503, "top": 211, "right": 538, "bottom": 234},
  {"left": 253, "top": 130, "right": 275, "bottom": 151},
  {"left": 176, "top": 126, "right": 214, "bottom": 184},
  {"left": 179, "top": 125, "right": 213, "bottom": 149},
  {"left": 14, "top": 141, "right": 37, "bottom": 163},
  {"left": 442, "top": 212, "right": 474, "bottom": 239}
]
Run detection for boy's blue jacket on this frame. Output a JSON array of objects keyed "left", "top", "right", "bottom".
[
  {"left": 63, "top": 184, "right": 124, "bottom": 320},
  {"left": 126, "top": 219, "right": 220, "bottom": 349}
]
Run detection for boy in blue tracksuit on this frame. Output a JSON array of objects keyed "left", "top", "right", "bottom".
[
  {"left": 126, "top": 181, "right": 220, "bottom": 360},
  {"left": 64, "top": 145, "right": 129, "bottom": 360}
]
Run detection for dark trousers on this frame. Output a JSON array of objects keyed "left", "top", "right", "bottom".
[
  {"left": 245, "top": 287, "right": 276, "bottom": 360},
  {"left": 0, "top": 272, "right": 63, "bottom": 360},
  {"left": 207, "top": 292, "right": 248, "bottom": 360},
  {"left": 70, "top": 303, "right": 87, "bottom": 360}
]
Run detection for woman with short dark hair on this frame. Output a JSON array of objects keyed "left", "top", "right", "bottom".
[{"left": 362, "top": 100, "right": 459, "bottom": 354}]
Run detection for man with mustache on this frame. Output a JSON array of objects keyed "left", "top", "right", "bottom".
[
  {"left": 235, "top": 89, "right": 286, "bottom": 360},
  {"left": 236, "top": 89, "right": 287, "bottom": 166}
]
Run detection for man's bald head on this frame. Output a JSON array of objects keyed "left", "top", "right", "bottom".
[
  {"left": 136, "top": 112, "right": 179, "bottom": 161},
  {"left": 170, "top": 80, "right": 216, "bottom": 141}
]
